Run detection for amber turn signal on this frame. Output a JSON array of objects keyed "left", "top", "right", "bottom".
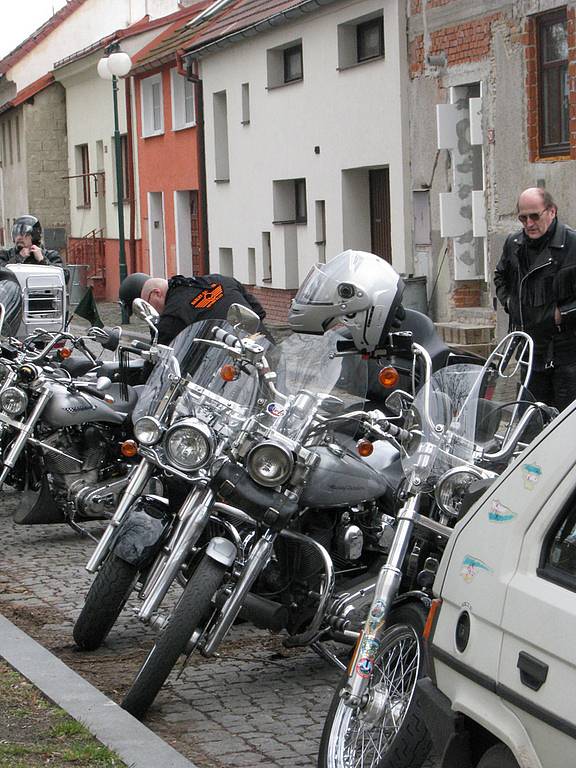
[
  {"left": 356, "top": 439, "right": 374, "bottom": 457},
  {"left": 378, "top": 366, "right": 400, "bottom": 388},
  {"left": 220, "top": 364, "right": 239, "bottom": 382},
  {"left": 423, "top": 598, "right": 442, "bottom": 641},
  {"left": 120, "top": 440, "right": 138, "bottom": 458},
  {"left": 57, "top": 347, "right": 72, "bottom": 359}
]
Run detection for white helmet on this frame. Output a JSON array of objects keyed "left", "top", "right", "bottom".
[{"left": 288, "top": 250, "right": 405, "bottom": 352}]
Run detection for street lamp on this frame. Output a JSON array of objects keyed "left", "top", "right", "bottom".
[{"left": 97, "top": 44, "right": 132, "bottom": 323}]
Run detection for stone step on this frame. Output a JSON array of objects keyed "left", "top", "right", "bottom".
[{"left": 435, "top": 322, "right": 495, "bottom": 346}]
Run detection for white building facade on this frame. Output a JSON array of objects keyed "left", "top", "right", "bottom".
[{"left": 184, "top": 0, "right": 413, "bottom": 317}]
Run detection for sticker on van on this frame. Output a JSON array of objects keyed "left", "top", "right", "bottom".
[{"left": 461, "top": 555, "right": 493, "bottom": 583}]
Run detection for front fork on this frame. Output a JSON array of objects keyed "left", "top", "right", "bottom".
[
  {"left": 0, "top": 388, "right": 54, "bottom": 487},
  {"left": 86, "top": 458, "right": 154, "bottom": 573},
  {"left": 342, "top": 494, "right": 420, "bottom": 708}
]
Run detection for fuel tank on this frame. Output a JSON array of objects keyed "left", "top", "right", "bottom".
[
  {"left": 42, "top": 383, "right": 126, "bottom": 427},
  {"left": 300, "top": 441, "right": 398, "bottom": 508}
]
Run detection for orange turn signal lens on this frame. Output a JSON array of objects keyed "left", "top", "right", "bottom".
[
  {"left": 423, "top": 598, "right": 442, "bottom": 641},
  {"left": 120, "top": 440, "right": 138, "bottom": 458},
  {"left": 356, "top": 439, "right": 374, "bottom": 457},
  {"left": 57, "top": 347, "right": 72, "bottom": 359},
  {"left": 378, "top": 366, "right": 400, "bottom": 388},
  {"left": 220, "top": 364, "right": 239, "bottom": 382}
]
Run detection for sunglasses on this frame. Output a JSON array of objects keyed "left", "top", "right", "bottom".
[{"left": 518, "top": 208, "right": 549, "bottom": 224}]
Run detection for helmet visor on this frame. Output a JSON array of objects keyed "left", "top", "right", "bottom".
[
  {"left": 296, "top": 251, "right": 379, "bottom": 305},
  {"left": 12, "top": 222, "right": 34, "bottom": 240}
]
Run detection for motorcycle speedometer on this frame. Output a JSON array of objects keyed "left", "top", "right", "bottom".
[
  {"left": 134, "top": 416, "right": 163, "bottom": 446},
  {"left": 164, "top": 418, "right": 215, "bottom": 471},
  {"left": 0, "top": 386, "right": 28, "bottom": 416},
  {"left": 246, "top": 442, "right": 294, "bottom": 487}
]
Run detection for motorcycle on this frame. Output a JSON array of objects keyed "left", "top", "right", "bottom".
[
  {"left": 317, "top": 332, "right": 558, "bottom": 768},
  {"left": 118, "top": 317, "right": 412, "bottom": 719},
  {"left": 0, "top": 317, "right": 151, "bottom": 532},
  {"left": 72, "top": 303, "right": 278, "bottom": 652}
]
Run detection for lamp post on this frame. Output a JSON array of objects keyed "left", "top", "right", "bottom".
[{"left": 97, "top": 45, "right": 132, "bottom": 323}]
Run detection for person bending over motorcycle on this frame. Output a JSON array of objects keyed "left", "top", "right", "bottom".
[
  {"left": 120, "top": 272, "right": 272, "bottom": 345},
  {"left": 0, "top": 215, "right": 64, "bottom": 267}
]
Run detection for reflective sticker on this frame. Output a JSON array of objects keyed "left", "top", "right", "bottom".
[
  {"left": 266, "top": 402, "right": 285, "bottom": 417},
  {"left": 522, "top": 463, "right": 542, "bottom": 491},
  {"left": 460, "top": 554, "right": 493, "bottom": 583},
  {"left": 359, "top": 637, "right": 380, "bottom": 657},
  {"left": 488, "top": 499, "right": 517, "bottom": 523},
  {"left": 356, "top": 657, "right": 373, "bottom": 678},
  {"left": 370, "top": 600, "right": 386, "bottom": 619}
]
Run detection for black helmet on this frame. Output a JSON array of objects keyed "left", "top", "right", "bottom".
[
  {"left": 119, "top": 272, "right": 150, "bottom": 316},
  {"left": 12, "top": 215, "right": 42, "bottom": 245}
]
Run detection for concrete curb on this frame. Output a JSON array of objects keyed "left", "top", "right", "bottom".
[{"left": 0, "top": 613, "right": 198, "bottom": 768}]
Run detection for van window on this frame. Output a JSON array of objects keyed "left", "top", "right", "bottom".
[{"left": 540, "top": 507, "right": 576, "bottom": 590}]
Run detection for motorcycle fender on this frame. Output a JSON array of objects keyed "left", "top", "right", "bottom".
[
  {"left": 205, "top": 536, "right": 237, "bottom": 567},
  {"left": 112, "top": 498, "right": 171, "bottom": 567}
]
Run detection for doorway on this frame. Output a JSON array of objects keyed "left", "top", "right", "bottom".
[
  {"left": 369, "top": 168, "right": 391, "bottom": 262},
  {"left": 148, "top": 192, "right": 166, "bottom": 277}
]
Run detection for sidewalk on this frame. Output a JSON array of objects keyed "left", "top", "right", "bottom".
[
  {"left": 0, "top": 613, "right": 198, "bottom": 768},
  {"left": 69, "top": 300, "right": 151, "bottom": 343}
]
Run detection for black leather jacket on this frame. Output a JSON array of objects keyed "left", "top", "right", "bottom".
[
  {"left": 0, "top": 245, "right": 63, "bottom": 268},
  {"left": 494, "top": 221, "right": 576, "bottom": 366},
  {"left": 157, "top": 274, "right": 268, "bottom": 346}
]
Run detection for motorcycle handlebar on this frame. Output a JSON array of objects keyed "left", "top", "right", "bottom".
[{"left": 212, "top": 327, "right": 242, "bottom": 349}]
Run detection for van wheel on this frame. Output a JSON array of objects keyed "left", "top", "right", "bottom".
[{"left": 477, "top": 744, "right": 519, "bottom": 768}]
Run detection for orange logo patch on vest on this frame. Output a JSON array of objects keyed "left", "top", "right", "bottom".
[{"left": 190, "top": 283, "right": 224, "bottom": 310}]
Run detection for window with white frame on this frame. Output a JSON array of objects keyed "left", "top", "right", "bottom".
[
  {"left": 141, "top": 73, "right": 164, "bottom": 137},
  {"left": 267, "top": 39, "right": 303, "bottom": 88},
  {"left": 171, "top": 69, "right": 195, "bottom": 131}
]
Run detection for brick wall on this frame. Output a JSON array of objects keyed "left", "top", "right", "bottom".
[
  {"left": 25, "top": 83, "right": 70, "bottom": 243},
  {"left": 452, "top": 281, "right": 482, "bottom": 309},
  {"left": 246, "top": 285, "right": 297, "bottom": 325}
]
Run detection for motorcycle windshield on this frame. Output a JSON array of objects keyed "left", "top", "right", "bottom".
[
  {"left": 268, "top": 328, "right": 368, "bottom": 436},
  {"left": 132, "top": 320, "right": 270, "bottom": 424},
  {"left": 402, "top": 352, "right": 532, "bottom": 485}
]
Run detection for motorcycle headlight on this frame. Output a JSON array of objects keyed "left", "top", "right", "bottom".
[
  {"left": 133, "top": 416, "right": 163, "bottom": 446},
  {"left": 434, "top": 466, "right": 486, "bottom": 519},
  {"left": 164, "top": 418, "right": 215, "bottom": 471},
  {"left": 0, "top": 386, "right": 28, "bottom": 416},
  {"left": 246, "top": 442, "right": 294, "bottom": 487}
]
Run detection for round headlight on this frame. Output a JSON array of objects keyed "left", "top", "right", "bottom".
[
  {"left": 0, "top": 386, "right": 28, "bottom": 416},
  {"left": 434, "top": 466, "right": 485, "bottom": 519},
  {"left": 134, "top": 416, "right": 163, "bottom": 446},
  {"left": 246, "top": 442, "right": 294, "bottom": 487},
  {"left": 164, "top": 418, "right": 215, "bottom": 471},
  {"left": 18, "top": 364, "right": 39, "bottom": 383}
]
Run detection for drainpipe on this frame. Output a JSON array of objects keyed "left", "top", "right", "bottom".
[
  {"left": 178, "top": 51, "right": 209, "bottom": 275},
  {"left": 124, "top": 75, "right": 137, "bottom": 273}
]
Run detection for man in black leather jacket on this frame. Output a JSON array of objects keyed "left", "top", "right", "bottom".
[
  {"left": 0, "top": 215, "right": 63, "bottom": 268},
  {"left": 494, "top": 187, "right": 576, "bottom": 411},
  {"left": 140, "top": 274, "right": 271, "bottom": 345}
]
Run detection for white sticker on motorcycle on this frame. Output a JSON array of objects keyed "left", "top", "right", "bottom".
[
  {"left": 460, "top": 555, "right": 493, "bottom": 583},
  {"left": 266, "top": 402, "right": 285, "bottom": 418}
]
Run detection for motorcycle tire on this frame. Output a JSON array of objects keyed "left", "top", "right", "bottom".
[
  {"left": 477, "top": 744, "right": 519, "bottom": 768},
  {"left": 121, "top": 553, "right": 227, "bottom": 720},
  {"left": 73, "top": 554, "right": 139, "bottom": 651},
  {"left": 318, "top": 601, "right": 431, "bottom": 768}
]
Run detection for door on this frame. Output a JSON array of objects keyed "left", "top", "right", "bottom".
[
  {"left": 369, "top": 168, "right": 391, "bottom": 263},
  {"left": 148, "top": 192, "right": 166, "bottom": 278},
  {"left": 174, "top": 190, "right": 193, "bottom": 276},
  {"left": 497, "top": 481, "right": 576, "bottom": 766}
]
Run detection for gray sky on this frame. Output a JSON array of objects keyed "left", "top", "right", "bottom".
[{"left": 0, "top": 1, "right": 68, "bottom": 60}]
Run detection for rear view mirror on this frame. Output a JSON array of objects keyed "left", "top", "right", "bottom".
[
  {"left": 227, "top": 303, "right": 260, "bottom": 335},
  {"left": 133, "top": 298, "right": 159, "bottom": 323},
  {"left": 385, "top": 389, "right": 413, "bottom": 417}
]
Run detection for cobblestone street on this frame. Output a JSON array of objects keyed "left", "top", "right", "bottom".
[{"left": 0, "top": 491, "right": 438, "bottom": 767}]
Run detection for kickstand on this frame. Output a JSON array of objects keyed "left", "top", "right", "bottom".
[
  {"left": 310, "top": 641, "right": 347, "bottom": 671},
  {"left": 66, "top": 518, "right": 98, "bottom": 542}
]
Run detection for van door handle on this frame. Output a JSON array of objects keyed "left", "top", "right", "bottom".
[{"left": 517, "top": 652, "right": 548, "bottom": 691}]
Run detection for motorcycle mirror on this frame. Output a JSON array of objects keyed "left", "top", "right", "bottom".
[
  {"left": 385, "top": 389, "right": 413, "bottom": 416},
  {"left": 132, "top": 299, "right": 159, "bottom": 342},
  {"left": 226, "top": 303, "right": 260, "bottom": 335},
  {"left": 99, "top": 326, "right": 122, "bottom": 352},
  {"left": 96, "top": 376, "right": 112, "bottom": 392}
]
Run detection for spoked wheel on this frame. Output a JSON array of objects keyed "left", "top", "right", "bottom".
[
  {"left": 121, "top": 552, "right": 227, "bottom": 720},
  {"left": 318, "top": 603, "right": 431, "bottom": 768}
]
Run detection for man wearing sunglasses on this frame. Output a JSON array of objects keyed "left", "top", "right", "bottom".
[{"left": 494, "top": 187, "right": 576, "bottom": 411}]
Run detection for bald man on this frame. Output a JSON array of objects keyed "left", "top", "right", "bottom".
[
  {"left": 494, "top": 187, "right": 576, "bottom": 411},
  {"left": 140, "top": 273, "right": 270, "bottom": 346}
]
